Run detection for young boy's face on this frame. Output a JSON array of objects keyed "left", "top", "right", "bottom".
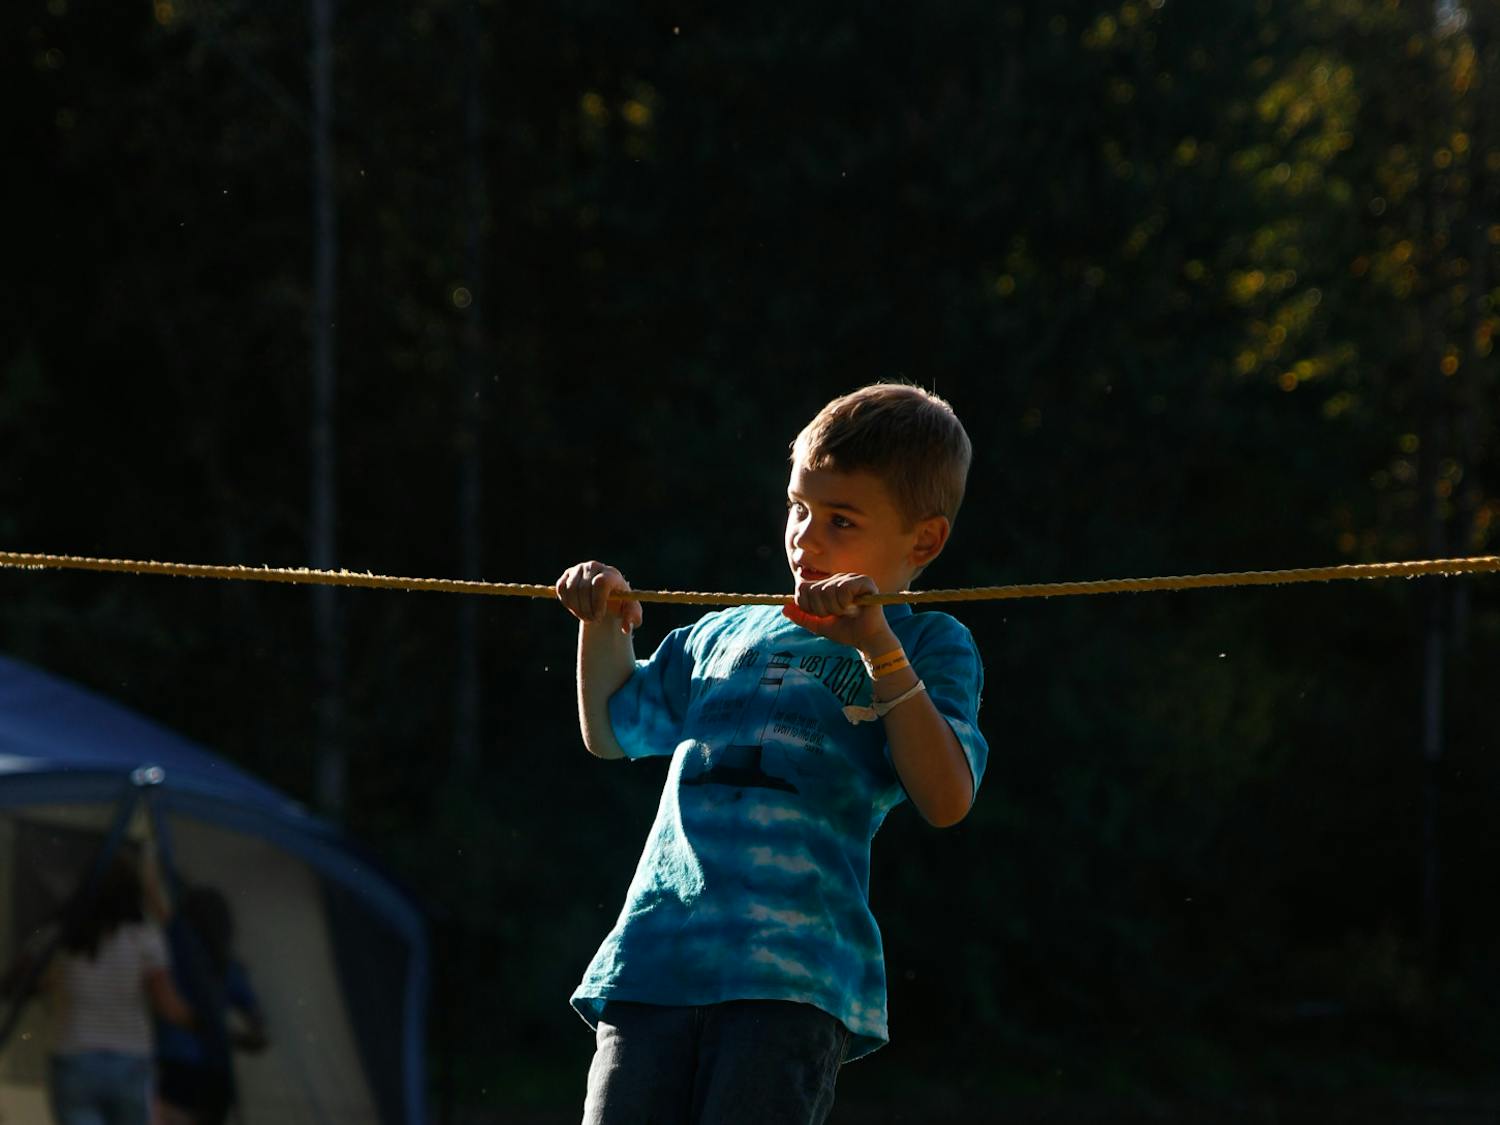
[{"left": 785, "top": 462, "right": 940, "bottom": 595}]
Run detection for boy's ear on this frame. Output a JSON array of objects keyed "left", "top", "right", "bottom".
[{"left": 910, "top": 516, "right": 951, "bottom": 567}]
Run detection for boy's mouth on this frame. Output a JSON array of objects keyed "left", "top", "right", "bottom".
[{"left": 796, "top": 566, "right": 830, "bottom": 583}]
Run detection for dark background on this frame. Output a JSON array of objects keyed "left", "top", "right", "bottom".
[{"left": 4, "top": 0, "right": 1500, "bottom": 1120}]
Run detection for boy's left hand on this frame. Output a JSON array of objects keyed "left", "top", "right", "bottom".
[{"left": 784, "top": 573, "right": 895, "bottom": 653}]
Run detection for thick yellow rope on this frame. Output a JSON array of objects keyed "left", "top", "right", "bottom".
[{"left": 2, "top": 550, "right": 1498, "bottom": 605}]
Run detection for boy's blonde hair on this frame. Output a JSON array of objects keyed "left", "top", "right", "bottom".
[{"left": 791, "top": 383, "right": 972, "bottom": 527}]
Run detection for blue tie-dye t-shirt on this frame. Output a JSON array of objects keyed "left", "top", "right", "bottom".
[{"left": 570, "top": 602, "right": 988, "bottom": 1059}]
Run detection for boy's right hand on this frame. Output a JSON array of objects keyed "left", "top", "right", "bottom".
[{"left": 555, "top": 561, "right": 643, "bottom": 634}]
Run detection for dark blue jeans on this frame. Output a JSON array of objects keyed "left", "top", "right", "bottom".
[
  {"left": 582, "top": 999, "right": 849, "bottom": 1125},
  {"left": 48, "top": 1051, "right": 152, "bottom": 1125}
]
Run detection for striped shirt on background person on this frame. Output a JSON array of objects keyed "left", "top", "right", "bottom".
[{"left": 52, "top": 922, "right": 169, "bottom": 1056}]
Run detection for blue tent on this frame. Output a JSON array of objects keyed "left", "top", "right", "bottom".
[{"left": 0, "top": 653, "right": 428, "bottom": 1125}]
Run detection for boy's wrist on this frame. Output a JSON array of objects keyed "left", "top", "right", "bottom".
[{"left": 855, "top": 628, "right": 902, "bottom": 663}]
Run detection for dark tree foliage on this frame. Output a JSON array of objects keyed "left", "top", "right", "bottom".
[{"left": 4, "top": 0, "right": 1499, "bottom": 1117}]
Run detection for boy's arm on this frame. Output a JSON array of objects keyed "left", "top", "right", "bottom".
[
  {"left": 557, "top": 562, "right": 644, "bottom": 761},
  {"left": 864, "top": 653, "right": 973, "bottom": 827},
  {"left": 788, "top": 579, "right": 974, "bottom": 828}
]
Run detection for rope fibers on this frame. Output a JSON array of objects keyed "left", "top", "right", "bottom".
[{"left": 2, "top": 550, "right": 1498, "bottom": 606}]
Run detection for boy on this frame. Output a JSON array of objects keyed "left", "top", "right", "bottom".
[{"left": 555, "top": 383, "right": 988, "bottom": 1125}]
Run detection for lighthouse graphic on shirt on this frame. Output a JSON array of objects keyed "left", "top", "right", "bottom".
[{"left": 681, "top": 650, "right": 799, "bottom": 794}]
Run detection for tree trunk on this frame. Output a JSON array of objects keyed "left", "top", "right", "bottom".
[
  {"left": 1455, "top": 7, "right": 1494, "bottom": 650},
  {"left": 453, "top": 0, "right": 488, "bottom": 771},
  {"left": 310, "top": 0, "right": 345, "bottom": 818}
]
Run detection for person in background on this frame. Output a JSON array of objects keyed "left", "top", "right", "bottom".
[
  {"left": 155, "top": 886, "right": 267, "bottom": 1125},
  {"left": 44, "top": 854, "right": 195, "bottom": 1125}
]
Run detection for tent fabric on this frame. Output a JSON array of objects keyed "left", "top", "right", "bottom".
[{"left": 0, "top": 654, "right": 428, "bottom": 1125}]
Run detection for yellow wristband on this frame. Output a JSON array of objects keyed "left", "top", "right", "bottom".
[{"left": 862, "top": 647, "right": 909, "bottom": 679}]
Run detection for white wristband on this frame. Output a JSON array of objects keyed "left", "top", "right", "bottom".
[{"left": 842, "top": 679, "right": 926, "bottom": 725}]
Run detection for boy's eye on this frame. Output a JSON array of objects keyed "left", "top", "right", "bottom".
[
  {"left": 831, "top": 514, "right": 853, "bottom": 529},
  {"left": 787, "top": 499, "right": 808, "bottom": 517}
]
